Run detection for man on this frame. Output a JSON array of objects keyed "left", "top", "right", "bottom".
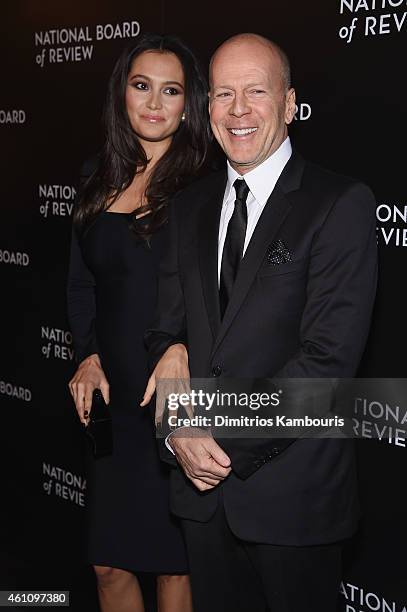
[{"left": 143, "top": 33, "right": 377, "bottom": 612}]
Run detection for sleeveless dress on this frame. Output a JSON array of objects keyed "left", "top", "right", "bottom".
[{"left": 67, "top": 210, "right": 188, "bottom": 573}]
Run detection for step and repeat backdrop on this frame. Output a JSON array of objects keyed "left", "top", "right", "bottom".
[{"left": 1, "top": 0, "right": 406, "bottom": 610}]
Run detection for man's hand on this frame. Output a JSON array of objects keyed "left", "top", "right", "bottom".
[
  {"left": 68, "top": 354, "right": 109, "bottom": 425},
  {"left": 140, "top": 343, "right": 191, "bottom": 424},
  {"left": 169, "top": 427, "right": 232, "bottom": 491}
]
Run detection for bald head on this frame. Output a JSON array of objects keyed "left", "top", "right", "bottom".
[{"left": 209, "top": 33, "right": 291, "bottom": 92}]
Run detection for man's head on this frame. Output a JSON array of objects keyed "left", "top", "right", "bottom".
[{"left": 209, "top": 33, "right": 296, "bottom": 174}]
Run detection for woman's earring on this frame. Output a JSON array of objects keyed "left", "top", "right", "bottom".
[{"left": 181, "top": 112, "right": 186, "bottom": 122}]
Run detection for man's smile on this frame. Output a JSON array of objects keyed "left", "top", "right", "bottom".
[{"left": 227, "top": 127, "right": 258, "bottom": 137}]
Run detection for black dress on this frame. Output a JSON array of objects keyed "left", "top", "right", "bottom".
[{"left": 67, "top": 210, "right": 188, "bottom": 574}]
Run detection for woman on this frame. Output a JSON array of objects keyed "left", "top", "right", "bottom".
[{"left": 67, "top": 34, "right": 210, "bottom": 612}]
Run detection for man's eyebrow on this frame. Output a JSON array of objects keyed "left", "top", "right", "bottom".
[
  {"left": 213, "top": 82, "right": 267, "bottom": 89},
  {"left": 245, "top": 83, "right": 267, "bottom": 88}
]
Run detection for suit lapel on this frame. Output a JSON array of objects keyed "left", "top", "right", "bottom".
[
  {"left": 198, "top": 170, "right": 227, "bottom": 339},
  {"left": 210, "top": 152, "right": 305, "bottom": 358}
]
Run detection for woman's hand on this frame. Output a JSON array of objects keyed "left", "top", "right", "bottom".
[
  {"left": 140, "top": 343, "right": 191, "bottom": 425},
  {"left": 68, "top": 354, "right": 110, "bottom": 425}
]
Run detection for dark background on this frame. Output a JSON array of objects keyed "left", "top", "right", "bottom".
[{"left": 1, "top": 1, "right": 406, "bottom": 610}]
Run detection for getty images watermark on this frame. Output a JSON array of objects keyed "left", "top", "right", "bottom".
[
  {"left": 154, "top": 378, "right": 407, "bottom": 443},
  {"left": 166, "top": 387, "right": 345, "bottom": 431}
]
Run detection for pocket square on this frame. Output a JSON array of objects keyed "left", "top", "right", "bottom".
[{"left": 266, "top": 239, "right": 292, "bottom": 265}]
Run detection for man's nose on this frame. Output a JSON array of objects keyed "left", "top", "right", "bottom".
[
  {"left": 147, "top": 89, "right": 162, "bottom": 110},
  {"left": 229, "top": 92, "right": 250, "bottom": 117}
]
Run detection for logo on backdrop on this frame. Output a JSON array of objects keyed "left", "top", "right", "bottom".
[
  {"left": 0, "top": 110, "right": 26, "bottom": 124},
  {"left": 41, "top": 326, "right": 74, "bottom": 361},
  {"left": 376, "top": 203, "right": 407, "bottom": 247},
  {"left": 338, "top": 0, "right": 407, "bottom": 43},
  {"left": 0, "top": 249, "right": 30, "bottom": 266},
  {"left": 43, "top": 462, "right": 86, "bottom": 507},
  {"left": 353, "top": 395, "right": 406, "bottom": 448},
  {"left": 34, "top": 20, "right": 140, "bottom": 68},
  {"left": 340, "top": 581, "right": 407, "bottom": 611},
  {"left": 0, "top": 380, "right": 32, "bottom": 402},
  {"left": 39, "top": 184, "right": 76, "bottom": 218},
  {"left": 294, "top": 102, "right": 312, "bottom": 121}
]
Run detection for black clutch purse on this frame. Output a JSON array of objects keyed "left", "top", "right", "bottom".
[{"left": 85, "top": 389, "right": 113, "bottom": 458}]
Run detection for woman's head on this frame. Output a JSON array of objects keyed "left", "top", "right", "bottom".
[
  {"left": 105, "top": 33, "right": 210, "bottom": 168},
  {"left": 125, "top": 49, "right": 185, "bottom": 146},
  {"left": 75, "top": 33, "right": 210, "bottom": 238}
]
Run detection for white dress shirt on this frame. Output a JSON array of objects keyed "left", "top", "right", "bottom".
[
  {"left": 218, "top": 136, "right": 292, "bottom": 282},
  {"left": 165, "top": 137, "right": 292, "bottom": 453}
]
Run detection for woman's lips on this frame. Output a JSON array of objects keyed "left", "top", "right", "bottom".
[{"left": 141, "top": 115, "right": 166, "bottom": 123}]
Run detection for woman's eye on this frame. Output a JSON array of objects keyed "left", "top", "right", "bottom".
[
  {"left": 164, "top": 87, "right": 180, "bottom": 95},
  {"left": 133, "top": 82, "right": 148, "bottom": 90}
]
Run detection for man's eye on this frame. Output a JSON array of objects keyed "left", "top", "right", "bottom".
[
  {"left": 251, "top": 89, "right": 265, "bottom": 94},
  {"left": 216, "top": 92, "right": 232, "bottom": 98}
]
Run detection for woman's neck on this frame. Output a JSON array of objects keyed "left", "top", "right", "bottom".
[
  {"left": 108, "top": 137, "right": 171, "bottom": 213},
  {"left": 141, "top": 136, "right": 171, "bottom": 169}
]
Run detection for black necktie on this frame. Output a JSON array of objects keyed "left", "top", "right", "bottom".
[{"left": 219, "top": 179, "right": 250, "bottom": 318}]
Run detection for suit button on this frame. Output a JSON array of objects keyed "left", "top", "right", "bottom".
[
  {"left": 212, "top": 365, "right": 222, "bottom": 377},
  {"left": 271, "top": 447, "right": 280, "bottom": 456}
]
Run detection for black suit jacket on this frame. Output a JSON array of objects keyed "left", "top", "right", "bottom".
[{"left": 145, "top": 151, "right": 378, "bottom": 545}]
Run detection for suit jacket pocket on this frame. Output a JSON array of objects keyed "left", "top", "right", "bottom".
[{"left": 257, "top": 257, "right": 308, "bottom": 278}]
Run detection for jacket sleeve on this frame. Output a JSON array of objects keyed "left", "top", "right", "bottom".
[
  {"left": 144, "top": 199, "right": 188, "bottom": 371},
  {"left": 274, "top": 183, "right": 378, "bottom": 379},
  {"left": 217, "top": 182, "right": 378, "bottom": 479},
  {"left": 144, "top": 199, "right": 188, "bottom": 467}
]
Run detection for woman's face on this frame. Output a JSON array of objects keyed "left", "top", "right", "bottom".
[{"left": 125, "top": 50, "right": 185, "bottom": 145}]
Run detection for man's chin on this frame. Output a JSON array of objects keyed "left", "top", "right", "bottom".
[
  {"left": 227, "top": 154, "right": 261, "bottom": 172},
  {"left": 224, "top": 145, "right": 260, "bottom": 165}
]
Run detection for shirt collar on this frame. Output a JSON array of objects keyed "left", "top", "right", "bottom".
[{"left": 224, "top": 137, "right": 292, "bottom": 207}]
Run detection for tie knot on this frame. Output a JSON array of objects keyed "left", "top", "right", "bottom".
[{"left": 233, "top": 179, "right": 249, "bottom": 203}]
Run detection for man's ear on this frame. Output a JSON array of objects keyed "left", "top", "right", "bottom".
[
  {"left": 285, "top": 88, "right": 296, "bottom": 125},
  {"left": 208, "top": 91, "right": 211, "bottom": 115}
]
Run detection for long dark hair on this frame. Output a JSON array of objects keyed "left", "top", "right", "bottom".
[{"left": 74, "top": 33, "right": 211, "bottom": 239}]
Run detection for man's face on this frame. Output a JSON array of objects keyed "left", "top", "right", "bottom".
[{"left": 209, "top": 40, "right": 296, "bottom": 174}]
